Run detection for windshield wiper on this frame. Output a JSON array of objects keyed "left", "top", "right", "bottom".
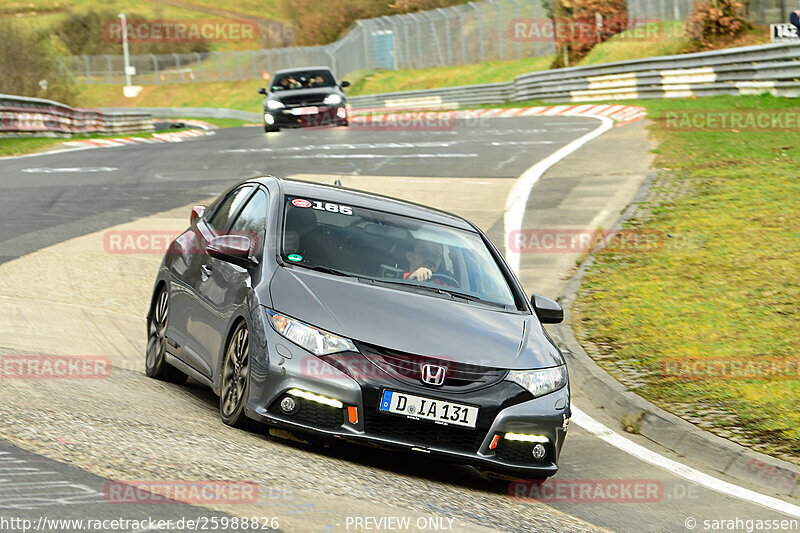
[
  {"left": 375, "top": 279, "right": 507, "bottom": 308},
  {"left": 293, "top": 263, "right": 353, "bottom": 277}
]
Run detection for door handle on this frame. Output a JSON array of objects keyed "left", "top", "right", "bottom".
[{"left": 200, "top": 264, "right": 212, "bottom": 277}]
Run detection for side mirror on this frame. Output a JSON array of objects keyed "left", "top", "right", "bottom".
[
  {"left": 531, "top": 294, "right": 563, "bottom": 324},
  {"left": 340, "top": 80, "right": 350, "bottom": 88},
  {"left": 190, "top": 205, "right": 206, "bottom": 224},
  {"left": 258, "top": 87, "right": 268, "bottom": 95},
  {"left": 207, "top": 235, "right": 257, "bottom": 269}
]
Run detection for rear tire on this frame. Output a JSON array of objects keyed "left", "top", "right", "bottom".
[
  {"left": 219, "top": 322, "right": 252, "bottom": 428},
  {"left": 145, "top": 286, "right": 188, "bottom": 384}
]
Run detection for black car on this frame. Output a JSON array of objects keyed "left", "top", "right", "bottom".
[
  {"left": 258, "top": 67, "right": 350, "bottom": 132},
  {"left": 146, "top": 177, "right": 570, "bottom": 479}
]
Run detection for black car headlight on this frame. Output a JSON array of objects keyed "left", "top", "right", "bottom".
[
  {"left": 267, "top": 310, "right": 356, "bottom": 356},
  {"left": 266, "top": 99, "right": 285, "bottom": 110},
  {"left": 506, "top": 365, "right": 567, "bottom": 398}
]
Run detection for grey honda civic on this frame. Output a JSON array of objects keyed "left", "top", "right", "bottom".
[{"left": 146, "top": 176, "right": 570, "bottom": 479}]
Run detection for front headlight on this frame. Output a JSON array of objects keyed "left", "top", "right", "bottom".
[
  {"left": 506, "top": 365, "right": 567, "bottom": 398},
  {"left": 267, "top": 310, "right": 356, "bottom": 356},
  {"left": 323, "top": 94, "right": 342, "bottom": 106},
  {"left": 266, "top": 99, "right": 285, "bottom": 110}
]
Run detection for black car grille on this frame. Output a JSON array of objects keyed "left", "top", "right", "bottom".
[
  {"left": 358, "top": 343, "right": 508, "bottom": 391},
  {"left": 363, "top": 410, "right": 486, "bottom": 453},
  {"left": 269, "top": 396, "right": 344, "bottom": 429},
  {"left": 495, "top": 439, "right": 550, "bottom": 464},
  {"left": 279, "top": 94, "right": 328, "bottom": 106}
]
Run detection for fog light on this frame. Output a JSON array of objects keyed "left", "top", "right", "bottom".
[
  {"left": 287, "top": 388, "right": 343, "bottom": 409},
  {"left": 336, "top": 107, "right": 347, "bottom": 119},
  {"left": 280, "top": 396, "right": 296, "bottom": 413},
  {"left": 264, "top": 114, "right": 275, "bottom": 125},
  {"left": 532, "top": 444, "right": 547, "bottom": 461}
]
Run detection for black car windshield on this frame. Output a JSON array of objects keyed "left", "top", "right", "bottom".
[
  {"left": 270, "top": 70, "right": 336, "bottom": 91},
  {"left": 281, "top": 196, "right": 518, "bottom": 308}
]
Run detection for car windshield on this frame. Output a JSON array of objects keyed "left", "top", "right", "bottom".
[
  {"left": 281, "top": 196, "right": 518, "bottom": 308},
  {"left": 270, "top": 70, "right": 336, "bottom": 91}
]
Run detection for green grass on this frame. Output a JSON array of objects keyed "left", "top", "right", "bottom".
[
  {"left": 347, "top": 55, "right": 555, "bottom": 95},
  {"left": 567, "top": 94, "right": 800, "bottom": 463},
  {"left": 76, "top": 82, "right": 266, "bottom": 112},
  {"left": 578, "top": 21, "right": 689, "bottom": 65}
]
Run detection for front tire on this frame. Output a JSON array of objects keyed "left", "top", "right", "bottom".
[
  {"left": 219, "top": 322, "right": 251, "bottom": 428},
  {"left": 145, "top": 286, "right": 188, "bottom": 384},
  {"left": 264, "top": 125, "right": 280, "bottom": 132}
]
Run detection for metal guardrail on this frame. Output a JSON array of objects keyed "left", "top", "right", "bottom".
[
  {"left": 347, "top": 42, "right": 800, "bottom": 109},
  {"left": 0, "top": 94, "right": 155, "bottom": 136}
]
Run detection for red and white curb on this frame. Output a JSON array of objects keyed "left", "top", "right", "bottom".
[
  {"left": 62, "top": 122, "right": 217, "bottom": 149},
  {"left": 351, "top": 104, "right": 647, "bottom": 127}
]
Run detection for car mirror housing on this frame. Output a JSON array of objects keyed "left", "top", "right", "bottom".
[
  {"left": 207, "top": 235, "right": 256, "bottom": 268},
  {"left": 190, "top": 205, "right": 206, "bottom": 225},
  {"left": 258, "top": 87, "right": 268, "bottom": 95},
  {"left": 340, "top": 80, "right": 350, "bottom": 88},
  {"left": 531, "top": 294, "right": 563, "bottom": 324}
]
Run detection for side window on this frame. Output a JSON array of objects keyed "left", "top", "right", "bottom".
[
  {"left": 229, "top": 189, "right": 268, "bottom": 255},
  {"left": 207, "top": 185, "right": 254, "bottom": 232}
]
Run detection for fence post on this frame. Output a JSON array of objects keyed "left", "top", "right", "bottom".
[
  {"left": 508, "top": 0, "right": 522, "bottom": 59},
  {"left": 216, "top": 51, "right": 222, "bottom": 81},
  {"left": 151, "top": 54, "right": 159, "bottom": 84},
  {"left": 436, "top": 8, "right": 454, "bottom": 66},
  {"left": 471, "top": 3, "right": 485, "bottom": 62},
  {"left": 487, "top": 0, "right": 503, "bottom": 60},
  {"left": 105, "top": 55, "right": 112, "bottom": 83},
  {"left": 456, "top": 8, "right": 467, "bottom": 64},
  {"left": 194, "top": 52, "right": 202, "bottom": 81}
]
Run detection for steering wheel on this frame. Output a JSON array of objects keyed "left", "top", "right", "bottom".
[{"left": 429, "top": 273, "right": 460, "bottom": 288}]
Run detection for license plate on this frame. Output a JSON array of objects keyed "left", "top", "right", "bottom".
[
  {"left": 379, "top": 390, "right": 479, "bottom": 428},
  {"left": 290, "top": 106, "right": 319, "bottom": 116}
]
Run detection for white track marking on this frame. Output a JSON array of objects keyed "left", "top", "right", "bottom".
[
  {"left": 504, "top": 115, "right": 613, "bottom": 273},
  {"left": 572, "top": 407, "right": 800, "bottom": 518},
  {"left": 504, "top": 114, "right": 800, "bottom": 518}
]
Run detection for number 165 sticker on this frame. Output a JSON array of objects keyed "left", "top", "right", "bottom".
[{"left": 292, "top": 198, "right": 352, "bottom": 215}]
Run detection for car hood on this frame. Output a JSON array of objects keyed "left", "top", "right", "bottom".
[
  {"left": 266, "top": 88, "right": 338, "bottom": 105},
  {"left": 269, "top": 267, "right": 563, "bottom": 370}
]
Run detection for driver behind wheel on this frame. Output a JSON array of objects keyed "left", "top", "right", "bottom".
[{"left": 404, "top": 240, "right": 449, "bottom": 284}]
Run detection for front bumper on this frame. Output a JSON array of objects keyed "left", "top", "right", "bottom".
[
  {"left": 245, "top": 322, "right": 570, "bottom": 478},
  {"left": 264, "top": 106, "right": 347, "bottom": 129}
]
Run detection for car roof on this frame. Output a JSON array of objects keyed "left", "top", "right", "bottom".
[
  {"left": 272, "top": 66, "right": 333, "bottom": 77},
  {"left": 252, "top": 176, "right": 475, "bottom": 231}
]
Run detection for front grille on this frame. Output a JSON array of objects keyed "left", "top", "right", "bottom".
[
  {"left": 268, "top": 396, "right": 344, "bottom": 429},
  {"left": 279, "top": 94, "right": 327, "bottom": 106},
  {"left": 495, "top": 439, "right": 550, "bottom": 464},
  {"left": 363, "top": 410, "right": 486, "bottom": 453},
  {"left": 358, "top": 343, "right": 508, "bottom": 391}
]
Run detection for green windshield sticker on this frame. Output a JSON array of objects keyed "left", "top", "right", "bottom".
[{"left": 287, "top": 254, "right": 303, "bottom": 262}]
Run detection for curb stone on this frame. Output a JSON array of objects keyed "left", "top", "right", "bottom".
[{"left": 549, "top": 171, "right": 800, "bottom": 497}]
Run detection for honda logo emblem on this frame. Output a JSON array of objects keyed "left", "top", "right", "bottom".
[{"left": 421, "top": 364, "right": 446, "bottom": 386}]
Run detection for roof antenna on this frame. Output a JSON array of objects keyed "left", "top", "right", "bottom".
[{"left": 333, "top": 178, "right": 342, "bottom": 187}]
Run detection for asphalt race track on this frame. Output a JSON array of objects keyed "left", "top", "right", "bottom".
[{"left": 0, "top": 117, "right": 797, "bottom": 532}]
